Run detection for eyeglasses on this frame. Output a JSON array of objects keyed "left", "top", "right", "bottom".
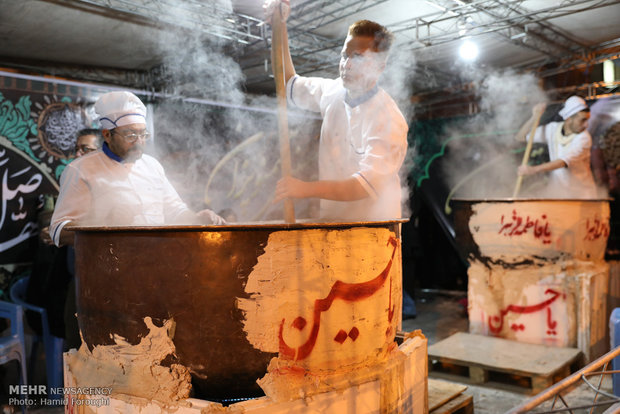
[
  {"left": 76, "top": 145, "right": 98, "bottom": 154},
  {"left": 112, "top": 130, "right": 151, "bottom": 143}
]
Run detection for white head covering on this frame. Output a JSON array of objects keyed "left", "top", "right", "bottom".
[
  {"left": 95, "top": 91, "right": 147, "bottom": 130},
  {"left": 558, "top": 96, "right": 588, "bottom": 120}
]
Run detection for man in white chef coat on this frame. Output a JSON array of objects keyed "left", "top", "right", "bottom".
[
  {"left": 50, "top": 91, "right": 224, "bottom": 247},
  {"left": 266, "top": 1, "right": 409, "bottom": 221},
  {"left": 516, "top": 95, "right": 596, "bottom": 198}
]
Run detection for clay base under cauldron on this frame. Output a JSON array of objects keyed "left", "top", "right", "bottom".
[{"left": 63, "top": 332, "right": 428, "bottom": 413}]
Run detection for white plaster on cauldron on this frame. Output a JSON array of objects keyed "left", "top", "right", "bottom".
[
  {"left": 468, "top": 200, "right": 610, "bottom": 262},
  {"left": 65, "top": 317, "right": 192, "bottom": 402},
  {"left": 469, "top": 259, "right": 610, "bottom": 361},
  {"left": 238, "top": 227, "right": 402, "bottom": 372},
  {"left": 63, "top": 333, "right": 428, "bottom": 413}
]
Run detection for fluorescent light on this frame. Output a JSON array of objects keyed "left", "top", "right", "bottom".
[
  {"left": 603, "top": 60, "right": 615, "bottom": 85},
  {"left": 459, "top": 40, "right": 479, "bottom": 61}
]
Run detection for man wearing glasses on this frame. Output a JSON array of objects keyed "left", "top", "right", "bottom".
[
  {"left": 50, "top": 91, "right": 224, "bottom": 247},
  {"left": 74, "top": 128, "right": 102, "bottom": 157}
]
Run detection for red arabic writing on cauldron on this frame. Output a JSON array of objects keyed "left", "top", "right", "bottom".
[
  {"left": 584, "top": 217, "right": 610, "bottom": 241},
  {"left": 498, "top": 210, "right": 552, "bottom": 244},
  {"left": 278, "top": 236, "right": 399, "bottom": 361},
  {"left": 488, "top": 288, "right": 563, "bottom": 335}
]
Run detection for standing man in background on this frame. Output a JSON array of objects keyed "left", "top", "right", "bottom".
[
  {"left": 74, "top": 128, "right": 102, "bottom": 157},
  {"left": 516, "top": 96, "right": 596, "bottom": 198},
  {"left": 266, "top": 1, "right": 409, "bottom": 221}
]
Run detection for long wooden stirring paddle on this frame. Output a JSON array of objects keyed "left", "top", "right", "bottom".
[
  {"left": 513, "top": 110, "right": 543, "bottom": 198},
  {"left": 271, "top": 7, "right": 295, "bottom": 223}
]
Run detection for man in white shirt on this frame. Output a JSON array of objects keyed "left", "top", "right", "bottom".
[
  {"left": 50, "top": 91, "right": 223, "bottom": 247},
  {"left": 516, "top": 95, "right": 596, "bottom": 198},
  {"left": 267, "top": 1, "right": 408, "bottom": 220}
]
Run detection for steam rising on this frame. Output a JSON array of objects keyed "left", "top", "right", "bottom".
[
  {"left": 477, "top": 71, "right": 548, "bottom": 143},
  {"left": 91, "top": 1, "right": 606, "bottom": 225},
  {"left": 454, "top": 70, "right": 549, "bottom": 201},
  {"left": 126, "top": 0, "right": 318, "bottom": 222},
  {"left": 441, "top": 70, "right": 558, "bottom": 202},
  {"left": 116, "top": 3, "right": 419, "bottom": 223},
  {"left": 381, "top": 44, "right": 417, "bottom": 218},
  {"left": 437, "top": 68, "right": 611, "bottom": 203}
]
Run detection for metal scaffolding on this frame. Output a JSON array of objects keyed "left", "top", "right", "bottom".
[
  {"left": 32, "top": 0, "right": 620, "bottom": 97},
  {"left": 506, "top": 346, "right": 620, "bottom": 413},
  {"left": 70, "top": 0, "right": 266, "bottom": 44}
]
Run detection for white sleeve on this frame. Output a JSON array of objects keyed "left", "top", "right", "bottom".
[
  {"left": 286, "top": 75, "right": 334, "bottom": 113},
  {"left": 49, "top": 164, "right": 92, "bottom": 246}
]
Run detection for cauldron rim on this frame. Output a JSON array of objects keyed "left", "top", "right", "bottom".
[{"left": 67, "top": 218, "right": 408, "bottom": 233}]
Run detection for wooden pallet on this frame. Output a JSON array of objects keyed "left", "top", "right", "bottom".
[
  {"left": 428, "top": 378, "right": 473, "bottom": 414},
  {"left": 428, "top": 332, "right": 581, "bottom": 394},
  {"left": 432, "top": 394, "right": 473, "bottom": 414}
]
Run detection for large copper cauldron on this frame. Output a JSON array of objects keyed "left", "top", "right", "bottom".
[{"left": 72, "top": 221, "right": 404, "bottom": 401}]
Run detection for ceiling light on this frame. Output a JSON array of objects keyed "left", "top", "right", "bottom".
[
  {"left": 603, "top": 60, "right": 616, "bottom": 85},
  {"left": 459, "top": 40, "right": 479, "bottom": 61}
]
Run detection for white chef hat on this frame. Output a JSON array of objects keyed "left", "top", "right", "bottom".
[
  {"left": 95, "top": 91, "right": 147, "bottom": 130},
  {"left": 558, "top": 96, "right": 588, "bottom": 120}
]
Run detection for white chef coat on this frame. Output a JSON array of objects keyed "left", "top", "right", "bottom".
[
  {"left": 530, "top": 121, "right": 596, "bottom": 198},
  {"left": 286, "top": 75, "right": 408, "bottom": 220},
  {"left": 50, "top": 145, "right": 196, "bottom": 246}
]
